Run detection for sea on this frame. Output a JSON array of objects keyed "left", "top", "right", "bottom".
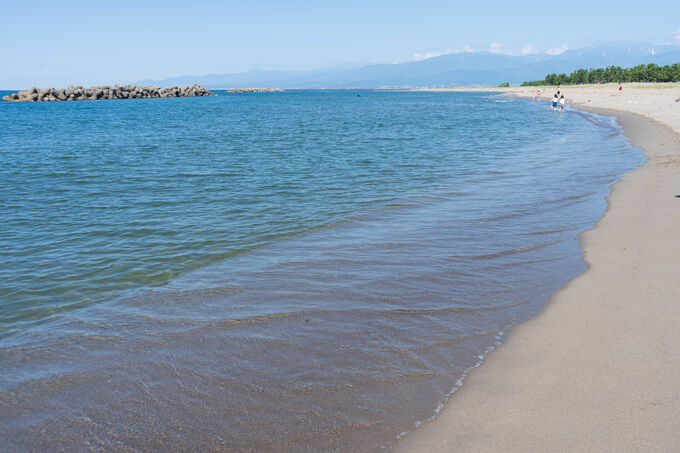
[{"left": 0, "top": 90, "right": 644, "bottom": 451}]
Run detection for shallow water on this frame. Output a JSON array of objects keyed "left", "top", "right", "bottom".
[{"left": 0, "top": 92, "right": 644, "bottom": 451}]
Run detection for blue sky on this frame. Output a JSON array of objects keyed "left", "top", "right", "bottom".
[{"left": 1, "top": 0, "right": 679, "bottom": 88}]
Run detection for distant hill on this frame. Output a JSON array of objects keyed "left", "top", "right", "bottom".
[{"left": 136, "top": 43, "right": 680, "bottom": 89}]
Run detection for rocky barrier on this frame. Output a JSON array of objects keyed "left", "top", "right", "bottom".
[
  {"left": 226, "top": 88, "right": 284, "bottom": 93},
  {"left": 2, "top": 84, "right": 214, "bottom": 102}
]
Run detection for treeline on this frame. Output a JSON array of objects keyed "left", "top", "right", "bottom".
[{"left": 522, "top": 63, "right": 680, "bottom": 86}]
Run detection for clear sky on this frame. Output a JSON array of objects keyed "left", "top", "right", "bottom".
[{"left": 1, "top": 0, "right": 679, "bottom": 88}]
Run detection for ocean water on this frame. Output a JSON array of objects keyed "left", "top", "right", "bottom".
[{"left": 0, "top": 91, "right": 644, "bottom": 451}]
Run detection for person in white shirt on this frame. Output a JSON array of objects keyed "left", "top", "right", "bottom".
[
  {"left": 559, "top": 95, "right": 566, "bottom": 112},
  {"left": 552, "top": 94, "right": 558, "bottom": 112}
]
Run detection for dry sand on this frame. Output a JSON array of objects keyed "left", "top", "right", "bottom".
[{"left": 396, "top": 84, "right": 680, "bottom": 452}]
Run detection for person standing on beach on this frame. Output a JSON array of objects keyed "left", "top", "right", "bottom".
[
  {"left": 537, "top": 89, "right": 541, "bottom": 102},
  {"left": 559, "top": 95, "right": 566, "bottom": 112},
  {"left": 552, "top": 93, "right": 558, "bottom": 112}
]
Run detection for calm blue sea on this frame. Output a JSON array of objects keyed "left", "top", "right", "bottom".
[{"left": 0, "top": 91, "right": 644, "bottom": 451}]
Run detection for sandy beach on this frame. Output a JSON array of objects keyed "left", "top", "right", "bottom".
[{"left": 397, "top": 84, "right": 680, "bottom": 452}]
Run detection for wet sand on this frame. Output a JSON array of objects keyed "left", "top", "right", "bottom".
[{"left": 397, "top": 86, "right": 680, "bottom": 451}]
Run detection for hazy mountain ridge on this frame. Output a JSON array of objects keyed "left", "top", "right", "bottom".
[{"left": 136, "top": 43, "right": 680, "bottom": 89}]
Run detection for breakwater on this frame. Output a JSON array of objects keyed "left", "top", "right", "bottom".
[{"left": 2, "top": 84, "right": 214, "bottom": 102}]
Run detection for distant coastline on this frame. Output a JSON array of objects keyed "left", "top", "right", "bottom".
[{"left": 226, "top": 88, "right": 284, "bottom": 93}]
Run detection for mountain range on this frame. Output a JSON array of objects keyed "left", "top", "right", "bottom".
[{"left": 137, "top": 43, "right": 680, "bottom": 89}]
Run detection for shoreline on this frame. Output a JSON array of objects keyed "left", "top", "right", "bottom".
[
  {"left": 5, "top": 89, "right": 633, "bottom": 452},
  {"left": 416, "top": 83, "right": 680, "bottom": 134},
  {"left": 396, "top": 88, "right": 680, "bottom": 451}
]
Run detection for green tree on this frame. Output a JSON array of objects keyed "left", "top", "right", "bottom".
[
  {"left": 556, "top": 73, "right": 569, "bottom": 85},
  {"left": 570, "top": 68, "right": 589, "bottom": 84},
  {"left": 646, "top": 64, "right": 661, "bottom": 82},
  {"left": 659, "top": 65, "right": 674, "bottom": 82},
  {"left": 589, "top": 68, "right": 605, "bottom": 83},
  {"left": 621, "top": 68, "right": 631, "bottom": 82},
  {"left": 671, "top": 63, "right": 680, "bottom": 81},
  {"left": 544, "top": 73, "right": 558, "bottom": 85},
  {"left": 629, "top": 64, "right": 646, "bottom": 82},
  {"left": 522, "top": 61, "right": 680, "bottom": 86}
]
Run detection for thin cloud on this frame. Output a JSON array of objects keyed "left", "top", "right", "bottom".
[
  {"left": 453, "top": 45, "right": 474, "bottom": 54},
  {"left": 406, "top": 45, "right": 474, "bottom": 62},
  {"left": 673, "top": 29, "right": 680, "bottom": 41},
  {"left": 488, "top": 42, "right": 504, "bottom": 54},
  {"left": 546, "top": 44, "right": 569, "bottom": 55},
  {"left": 411, "top": 49, "right": 453, "bottom": 62},
  {"left": 522, "top": 44, "right": 538, "bottom": 55}
]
